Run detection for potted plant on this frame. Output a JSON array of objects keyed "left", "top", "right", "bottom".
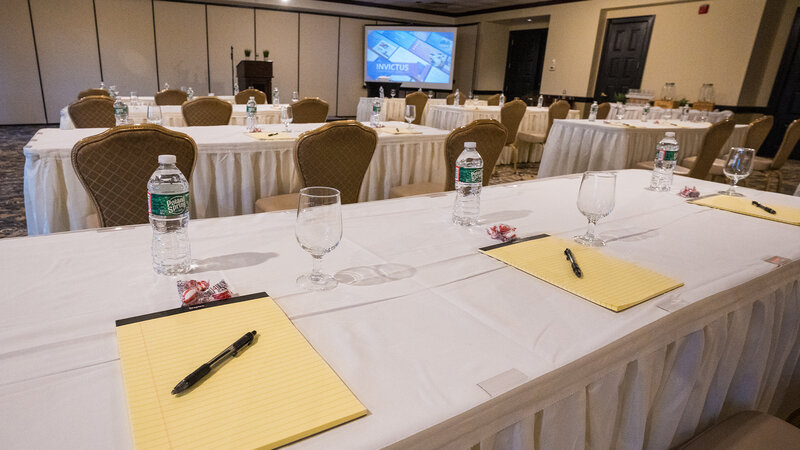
[
  {"left": 678, "top": 98, "right": 689, "bottom": 107},
  {"left": 613, "top": 92, "right": 627, "bottom": 104},
  {"left": 244, "top": 49, "right": 251, "bottom": 60},
  {"left": 262, "top": 49, "right": 270, "bottom": 60}
]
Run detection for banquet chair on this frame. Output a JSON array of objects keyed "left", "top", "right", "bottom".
[
  {"left": 404, "top": 91, "right": 428, "bottom": 125},
  {"left": 78, "top": 88, "right": 109, "bottom": 99},
  {"left": 235, "top": 88, "right": 267, "bottom": 104},
  {"left": 388, "top": 119, "right": 507, "bottom": 198},
  {"left": 68, "top": 96, "right": 116, "bottom": 128},
  {"left": 155, "top": 89, "right": 188, "bottom": 106},
  {"left": 487, "top": 94, "right": 501, "bottom": 106},
  {"left": 291, "top": 98, "right": 329, "bottom": 123},
  {"left": 596, "top": 102, "right": 611, "bottom": 120},
  {"left": 254, "top": 120, "right": 377, "bottom": 212},
  {"left": 677, "top": 411, "right": 800, "bottom": 449},
  {"left": 500, "top": 99, "right": 528, "bottom": 171},
  {"left": 446, "top": 92, "right": 467, "bottom": 105},
  {"left": 515, "top": 99, "right": 570, "bottom": 147},
  {"left": 181, "top": 97, "right": 233, "bottom": 126},
  {"left": 636, "top": 119, "right": 735, "bottom": 180},
  {"left": 71, "top": 124, "right": 197, "bottom": 228},
  {"left": 744, "top": 115, "right": 774, "bottom": 152},
  {"left": 750, "top": 118, "right": 800, "bottom": 191}
]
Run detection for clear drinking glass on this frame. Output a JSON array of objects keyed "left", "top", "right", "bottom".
[
  {"left": 292, "top": 91, "right": 299, "bottom": 102},
  {"left": 390, "top": 89, "right": 396, "bottom": 98},
  {"left": 428, "top": 90, "right": 434, "bottom": 99},
  {"left": 574, "top": 172, "right": 617, "bottom": 247},
  {"left": 130, "top": 91, "right": 138, "bottom": 106},
  {"left": 146, "top": 105, "right": 162, "bottom": 125},
  {"left": 719, "top": 147, "right": 755, "bottom": 196},
  {"left": 296, "top": 187, "right": 342, "bottom": 291},
  {"left": 404, "top": 105, "right": 416, "bottom": 128},
  {"left": 281, "top": 106, "right": 293, "bottom": 132},
  {"left": 615, "top": 102, "right": 624, "bottom": 121}
]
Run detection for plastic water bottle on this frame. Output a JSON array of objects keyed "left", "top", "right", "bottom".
[
  {"left": 233, "top": 82, "right": 239, "bottom": 95},
  {"left": 100, "top": 81, "right": 105, "bottom": 90},
  {"left": 186, "top": 87, "right": 194, "bottom": 99},
  {"left": 589, "top": 101, "right": 598, "bottom": 121},
  {"left": 379, "top": 86, "right": 384, "bottom": 98},
  {"left": 272, "top": 87, "right": 280, "bottom": 106},
  {"left": 453, "top": 142, "right": 483, "bottom": 226},
  {"left": 113, "top": 97, "right": 128, "bottom": 126},
  {"left": 537, "top": 95, "right": 544, "bottom": 107},
  {"left": 454, "top": 89, "right": 460, "bottom": 105},
  {"left": 246, "top": 96, "right": 257, "bottom": 132},
  {"left": 648, "top": 132, "right": 679, "bottom": 191},
  {"left": 148, "top": 155, "right": 191, "bottom": 275},
  {"left": 292, "top": 90, "right": 299, "bottom": 102},
  {"left": 164, "top": 82, "right": 169, "bottom": 90},
  {"left": 370, "top": 98, "right": 382, "bottom": 127},
  {"left": 680, "top": 105, "right": 690, "bottom": 121},
  {"left": 499, "top": 93, "right": 505, "bottom": 107},
  {"left": 642, "top": 105, "right": 650, "bottom": 122}
]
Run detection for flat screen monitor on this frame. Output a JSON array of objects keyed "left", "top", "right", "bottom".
[{"left": 364, "top": 26, "right": 457, "bottom": 90}]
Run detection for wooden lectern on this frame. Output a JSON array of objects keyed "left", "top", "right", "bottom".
[{"left": 237, "top": 60, "right": 273, "bottom": 102}]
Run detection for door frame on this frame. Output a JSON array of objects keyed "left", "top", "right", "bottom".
[
  {"left": 503, "top": 28, "right": 548, "bottom": 98},
  {"left": 766, "top": 8, "right": 800, "bottom": 114},
  {"left": 593, "top": 15, "right": 655, "bottom": 99}
]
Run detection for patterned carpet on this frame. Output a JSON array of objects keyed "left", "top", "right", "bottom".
[{"left": 1, "top": 126, "right": 799, "bottom": 239}]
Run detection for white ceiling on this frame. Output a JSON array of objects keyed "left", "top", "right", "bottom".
[{"left": 320, "top": 0, "right": 582, "bottom": 16}]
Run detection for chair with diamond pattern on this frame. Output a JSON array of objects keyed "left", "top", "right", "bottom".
[
  {"left": 181, "top": 97, "right": 233, "bottom": 126},
  {"left": 155, "top": 89, "right": 188, "bottom": 106},
  {"left": 68, "top": 96, "right": 116, "bottom": 128},
  {"left": 255, "top": 120, "right": 377, "bottom": 212},
  {"left": 71, "top": 124, "right": 197, "bottom": 227},
  {"left": 78, "top": 88, "right": 109, "bottom": 99}
]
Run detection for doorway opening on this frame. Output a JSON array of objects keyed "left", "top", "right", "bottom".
[
  {"left": 764, "top": 8, "right": 800, "bottom": 159},
  {"left": 503, "top": 29, "right": 548, "bottom": 102}
]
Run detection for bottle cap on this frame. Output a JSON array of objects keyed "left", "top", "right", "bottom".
[
  {"left": 464, "top": 142, "right": 476, "bottom": 149},
  {"left": 158, "top": 154, "right": 177, "bottom": 164},
  {"left": 665, "top": 132, "right": 676, "bottom": 137},
  {"left": 249, "top": 96, "right": 255, "bottom": 100}
]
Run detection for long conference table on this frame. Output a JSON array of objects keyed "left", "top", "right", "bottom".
[
  {"left": 538, "top": 119, "right": 748, "bottom": 178},
  {"left": 24, "top": 122, "right": 449, "bottom": 235},
  {"left": 3, "top": 170, "right": 799, "bottom": 448},
  {"left": 60, "top": 103, "right": 284, "bottom": 129},
  {"left": 355, "top": 97, "right": 488, "bottom": 124}
]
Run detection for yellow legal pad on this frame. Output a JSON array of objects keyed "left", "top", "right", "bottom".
[
  {"left": 378, "top": 127, "right": 423, "bottom": 135},
  {"left": 246, "top": 131, "right": 296, "bottom": 140},
  {"left": 115, "top": 294, "right": 367, "bottom": 449},
  {"left": 480, "top": 235, "right": 683, "bottom": 312},
  {"left": 690, "top": 194, "right": 800, "bottom": 226}
]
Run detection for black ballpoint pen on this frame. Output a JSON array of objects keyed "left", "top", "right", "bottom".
[
  {"left": 172, "top": 330, "right": 257, "bottom": 395},
  {"left": 752, "top": 200, "right": 777, "bottom": 215},
  {"left": 564, "top": 248, "right": 583, "bottom": 278}
]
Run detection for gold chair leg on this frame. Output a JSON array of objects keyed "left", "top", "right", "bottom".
[
  {"left": 776, "top": 170, "right": 783, "bottom": 192},
  {"left": 762, "top": 171, "right": 773, "bottom": 192},
  {"left": 511, "top": 143, "right": 518, "bottom": 173}
]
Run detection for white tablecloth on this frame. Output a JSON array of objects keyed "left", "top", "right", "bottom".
[
  {"left": 424, "top": 105, "right": 582, "bottom": 164},
  {"left": 608, "top": 104, "right": 733, "bottom": 123},
  {"left": 3, "top": 170, "right": 799, "bottom": 449},
  {"left": 23, "top": 122, "right": 448, "bottom": 235},
  {"left": 356, "top": 97, "right": 488, "bottom": 124},
  {"left": 114, "top": 95, "right": 235, "bottom": 106},
  {"left": 538, "top": 120, "right": 748, "bottom": 178},
  {"left": 60, "top": 103, "right": 284, "bottom": 129}
]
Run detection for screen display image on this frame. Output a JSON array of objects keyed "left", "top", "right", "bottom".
[{"left": 364, "top": 26, "right": 457, "bottom": 90}]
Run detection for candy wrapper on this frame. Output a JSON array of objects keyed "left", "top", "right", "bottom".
[
  {"left": 177, "top": 279, "right": 233, "bottom": 306},
  {"left": 678, "top": 186, "right": 700, "bottom": 198},
  {"left": 487, "top": 224, "right": 517, "bottom": 242}
]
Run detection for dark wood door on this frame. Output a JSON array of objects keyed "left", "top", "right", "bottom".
[
  {"left": 764, "top": 8, "right": 800, "bottom": 159},
  {"left": 594, "top": 16, "right": 654, "bottom": 100},
  {"left": 503, "top": 29, "right": 548, "bottom": 101}
]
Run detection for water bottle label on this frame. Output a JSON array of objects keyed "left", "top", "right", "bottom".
[
  {"left": 114, "top": 106, "right": 126, "bottom": 115},
  {"left": 456, "top": 167, "right": 482, "bottom": 184},
  {"left": 656, "top": 149, "right": 678, "bottom": 161},
  {"left": 149, "top": 192, "right": 189, "bottom": 216},
  {"left": 247, "top": 105, "right": 256, "bottom": 114}
]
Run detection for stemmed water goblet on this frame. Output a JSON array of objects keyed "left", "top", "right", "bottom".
[
  {"left": 390, "top": 89, "right": 396, "bottom": 98},
  {"left": 281, "top": 106, "right": 293, "bottom": 132},
  {"left": 719, "top": 147, "right": 755, "bottom": 196},
  {"left": 146, "top": 105, "right": 162, "bottom": 125},
  {"left": 615, "top": 102, "right": 624, "bottom": 120},
  {"left": 404, "top": 105, "right": 416, "bottom": 128},
  {"left": 295, "top": 187, "right": 342, "bottom": 291},
  {"left": 574, "top": 171, "right": 617, "bottom": 247}
]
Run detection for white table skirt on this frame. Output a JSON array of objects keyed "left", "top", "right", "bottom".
[
  {"left": 356, "top": 97, "right": 488, "bottom": 124},
  {"left": 2, "top": 170, "right": 799, "bottom": 449},
  {"left": 23, "top": 122, "right": 448, "bottom": 235},
  {"left": 424, "top": 105, "right": 582, "bottom": 164},
  {"left": 60, "top": 103, "right": 284, "bottom": 129},
  {"left": 538, "top": 120, "right": 748, "bottom": 178},
  {"left": 113, "top": 95, "right": 235, "bottom": 106},
  {"left": 608, "top": 104, "right": 733, "bottom": 123}
]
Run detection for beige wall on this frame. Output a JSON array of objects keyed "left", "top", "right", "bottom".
[
  {"left": 338, "top": 18, "right": 373, "bottom": 116},
  {"left": 462, "top": 0, "right": 773, "bottom": 106},
  {"left": 29, "top": 0, "right": 102, "bottom": 123},
  {"left": 298, "top": 14, "right": 339, "bottom": 113},
  {"left": 207, "top": 5, "right": 255, "bottom": 95},
  {"left": 154, "top": 1, "right": 208, "bottom": 92},
  {"left": 454, "top": 24, "right": 478, "bottom": 95},
  {"left": 95, "top": 0, "right": 158, "bottom": 97},
  {"left": 0, "top": 0, "right": 45, "bottom": 123},
  {"left": 256, "top": 10, "right": 300, "bottom": 96}
]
